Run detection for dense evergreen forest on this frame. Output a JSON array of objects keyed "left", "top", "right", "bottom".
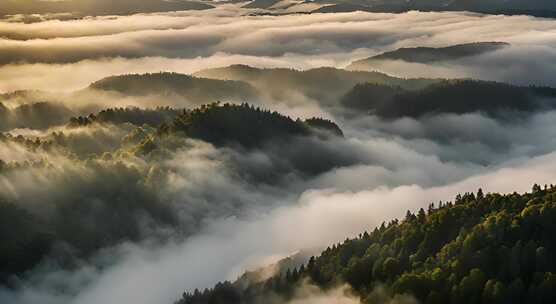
[
  {"left": 341, "top": 80, "right": 556, "bottom": 118},
  {"left": 178, "top": 185, "right": 556, "bottom": 304},
  {"left": 68, "top": 106, "right": 182, "bottom": 128},
  {"left": 2, "top": 3, "right": 556, "bottom": 303},
  {"left": 0, "top": 0, "right": 213, "bottom": 18},
  {"left": 0, "top": 103, "right": 344, "bottom": 284},
  {"left": 159, "top": 103, "right": 343, "bottom": 148},
  {"left": 306, "top": 0, "right": 556, "bottom": 17}
]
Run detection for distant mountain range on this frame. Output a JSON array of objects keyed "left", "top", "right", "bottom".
[
  {"left": 193, "top": 64, "right": 556, "bottom": 119},
  {"left": 88, "top": 72, "right": 259, "bottom": 105},
  {"left": 6, "top": 60, "right": 556, "bottom": 133},
  {"left": 243, "top": 0, "right": 283, "bottom": 9},
  {"left": 341, "top": 80, "right": 556, "bottom": 118},
  {"left": 2, "top": 0, "right": 556, "bottom": 18},
  {"left": 0, "top": 0, "right": 213, "bottom": 17},
  {"left": 243, "top": 0, "right": 556, "bottom": 18},
  {"left": 193, "top": 65, "right": 436, "bottom": 106},
  {"left": 3, "top": 0, "right": 555, "bottom": 18},
  {"left": 348, "top": 42, "right": 510, "bottom": 70}
]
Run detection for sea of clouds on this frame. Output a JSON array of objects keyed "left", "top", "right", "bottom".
[{"left": 2, "top": 4, "right": 556, "bottom": 304}]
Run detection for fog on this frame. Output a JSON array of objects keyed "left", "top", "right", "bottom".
[
  {"left": 2, "top": 4, "right": 556, "bottom": 304},
  {"left": 3, "top": 143, "right": 556, "bottom": 304},
  {"left": 2, "top": 7, "right": 556, "bottom": 92},
  {"left": 351, "top": 44, "right": 556, "bottom": 87}
]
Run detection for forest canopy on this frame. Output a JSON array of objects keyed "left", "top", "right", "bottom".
[{"left": 178, "top": 185, "right": 556, "bottom": 304}]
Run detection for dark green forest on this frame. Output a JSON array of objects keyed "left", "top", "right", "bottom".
[
  {"left": 159, "top": 102, "right": 343, "bottom": 148},
  {"left": 0, "top": 103, "right": 345, "bottom": 284},
  {"left": 2, "top": 3, "right": 556, "bottom": 303},
  {"left": 68, "top": 106, "right": 181, "bottom": 128},
  {"left": 3, "top": 71, "right": 556, "bottom": 303},
  {"left": 341, "top": 80, "right": 556, "bottom": 118},
  {"left": 179, "top": 185, "right": 556, "bottom": 304}
]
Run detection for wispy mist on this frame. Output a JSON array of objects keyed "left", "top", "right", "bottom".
[{"left": 2, "top": 4, "right": 556, "bottom": 304}]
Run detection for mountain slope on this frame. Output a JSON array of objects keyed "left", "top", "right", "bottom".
[
  {"left": 242, "top": 0, "right": 282, "bottom": 9},
  {"left": 340, "top": 80, "right": 556, "bottom": 118},
  {"left": 0, "top": 103, "right": 345, "bottom": 283},
  {"left": 178, "top": 185, "right": 556, "bottom": 304},
  {"left": 0, "top": 0, "right": 214, "bottom": 16},
  {"left": 88, "top": 72, "right": 259, "bottom": 105},
  {"left": 67, "top": 106, "right": 181, "bottom": 128},
  {"left": 308, "top": 0, "right": 556, "bottom": 17},
  {"left": 347, "top": 42, "right": 510, "bottom": 70},
  {"left": 194, "top": 65, "right": 438, "bottom": 106},
  {"left": 158, "top": 102, "right": 343, "bottom": 148}
]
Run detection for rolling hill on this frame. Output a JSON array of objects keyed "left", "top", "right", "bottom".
[
  {"left": 0, "top": 102, "right": 345, "bottom": 283},
  {"left": 178, "top": 185, "right": 556, "bottom": 304},
  {"left": 347, "top": 42, "right": 510, "bottom": 70},
  {"left": 340, "top": 80, "right": 556, "bottom": 118},
  {"left": 0, "top": 0, "right": 214, "bottom": 17},
  {"left": 243, "top": 0, "right": 556, "bottom": 17},
  {"left": 158, "top": 102, "right": 343, "bottom": 148},
  {"left": 194, "top": 65, "right": 437, "bottom": 106},
  {"left": 88, "top": 72, "right": 259, "bottom": 105}
]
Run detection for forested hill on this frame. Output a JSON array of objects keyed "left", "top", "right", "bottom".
[
  {"left": 88, "top": 72, "right": 259, "bottom": 104},
  {"left": 67, "top": 106, "right": 181, "bottom": 128},
  {"left": 0, "top": 0, "right": 213, "bottom": 17},
  {"left": 193, "top": 65, "right": 437, "bottom": 105},
  {"left": 341, "top": 80, "right": 556, "bottom": 118},
  {"left": 178, "top": 185, "right": 556, "bottom": 304},
  {"left": 158, "top": 102, "right": 343, "bottom": 148},
  {"left": 348, "top": 42, "right": 509, "bottom": 68},
  {"left": 307, "top": 0, "right": 556, "bottom": 17},
  {"left": 0, "top": 103, "right": 345, "bottom": 284}
]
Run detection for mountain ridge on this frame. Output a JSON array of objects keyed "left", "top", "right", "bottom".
[
  {"left": 347, "top": 42, "right": 510, "bottom": 70},
  {"left": 178, "top": 185, "right": 556, "bottom": 304}
]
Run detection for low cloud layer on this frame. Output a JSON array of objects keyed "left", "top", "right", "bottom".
[
  {"left": 352, "top": 44, "right": 556, "bottom": 87},
  {"left": 1, "top": 7, "right": 556, "bottom": 92},
  {"left": 3, "top": 143, "right": 556, "bottom": 304},
  {"left": 0, "top": 0, "right": 214, "bottom": 17},
  {"left": 2, "top": 4, "right": 556, "bottom": 304}
]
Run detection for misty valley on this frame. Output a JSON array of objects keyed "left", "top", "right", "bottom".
[{"left": 1, "top": 1, "right": 556, "bottom": 304}]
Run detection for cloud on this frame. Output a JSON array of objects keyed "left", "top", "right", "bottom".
[
  {"left": 2, "top": 6, "right": 556, "bottom": 304},
  {"left": 0, "top": 8, "right": 555, "bottom": 94},
  {"left": 0, "top": 0, "right": 214, "bottom": 17},
  {"left": 3, "top": 145, "right": 556, "bottom": 304},
  {"left": 0, "top": 8, "right": 553, "bottom": 65},
  {"left": 286, "top": 283, "right": 361, "bottom": 304},
  {"left": 0, "top": 54, "right": 363, "bottom": 93},
  {"left": 343, "top": 110, "right": 556, "bottom": 165},
  {"left": 3, "top": 96, "right": 556, "bottom": 304},
  {"left": 354, "top": 44, "right": 556, "bottom": 87}
]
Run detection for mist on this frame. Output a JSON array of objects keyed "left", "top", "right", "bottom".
[
  {"left": 3, "top": 141, "right": 556, "bottom": 304},
  {"left": 2, "top": 7, "right": 556, "bottom": 93},
  {"left": 2, "top": 3, "right": 556, "bottom": 304}
]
